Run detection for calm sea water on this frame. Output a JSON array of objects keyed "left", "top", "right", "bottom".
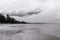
[{"left": 0, "top": 23, "right": 60, "bottom": 40}]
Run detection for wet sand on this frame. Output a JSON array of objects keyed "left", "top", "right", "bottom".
[{"left": 0, "top": 24, "right": 60, "bottom": 40}]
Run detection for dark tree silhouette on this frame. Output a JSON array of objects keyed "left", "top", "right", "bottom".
[
  {"left": 0, "top": 13, "right": 29, "bottom": 24},
  {"left": 0, "top": 13, "right": 6, "bottom": 23},
  {"left": 6, "top": 14, "right": 21, "bottom": 24}
]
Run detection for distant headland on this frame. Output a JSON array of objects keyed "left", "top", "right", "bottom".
[{"left": 0, "top": 13, "right": 29, "bottom": 24}]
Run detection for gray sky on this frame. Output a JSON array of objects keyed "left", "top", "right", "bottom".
[{"left": 0, "top": 0, "right": 60, "bottom": 23}]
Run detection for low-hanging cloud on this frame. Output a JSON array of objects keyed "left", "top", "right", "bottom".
[{"left": 8, "top": 8, "right": 41, "bottom": 17}]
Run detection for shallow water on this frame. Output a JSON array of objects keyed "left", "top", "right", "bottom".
[{"left": 0, "top": 24, "right": 60, "bottom": 40}]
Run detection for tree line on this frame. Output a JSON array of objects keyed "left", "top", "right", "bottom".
[{"left": 0, "top": 13, "right": 28, "bottom": 24}]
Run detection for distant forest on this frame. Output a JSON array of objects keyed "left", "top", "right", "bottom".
[{"left": 0, "top": 13, "right": 28, "bottom": 24}]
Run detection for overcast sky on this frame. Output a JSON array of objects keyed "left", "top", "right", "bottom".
[{"left": 0, "top": 0, "right": 60, "bottom": 23}]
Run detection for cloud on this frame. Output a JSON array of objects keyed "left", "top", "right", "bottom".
[
  {"left": 27, "top": 9, "right": 41, "bottom": 15},
  {"left": 8, "top": 8, "right": 41, "bottom": 17},
  {"left": 1, "top": 0, "right": 60, "bottom": 23}
]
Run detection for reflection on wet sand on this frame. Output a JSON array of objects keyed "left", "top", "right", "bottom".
[{"left": 0, "top": 24, "right": 60, "bottom": 40}]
